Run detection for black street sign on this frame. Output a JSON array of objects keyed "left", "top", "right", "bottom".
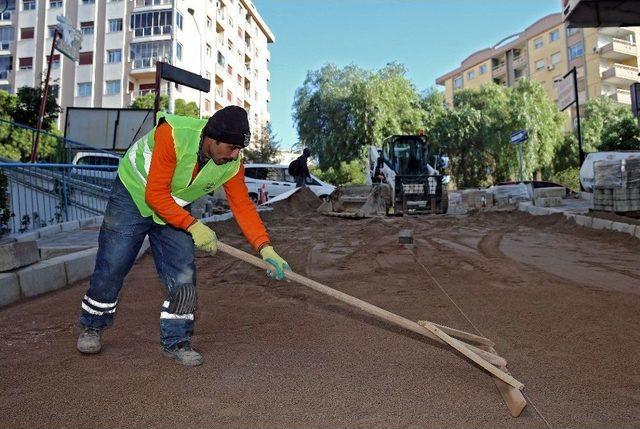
[{"left": 509, "top": 130, "right": 528, "bottom": 145}]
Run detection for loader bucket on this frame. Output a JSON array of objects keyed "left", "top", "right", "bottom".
[{"left": 318, "top": 184, "right": 391, "bottom": 218}]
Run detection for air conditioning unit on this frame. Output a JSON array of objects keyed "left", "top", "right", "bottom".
[{"left": 547, "top": 64, "right": 555, "bottom": 71}]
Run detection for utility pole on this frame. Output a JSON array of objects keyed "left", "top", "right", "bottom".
[
  {"left": 31, "top": 29, "right": 59, "bottom": 162},
  {"left": 168, "top": 0, "right": 177, "bottom": 114}
]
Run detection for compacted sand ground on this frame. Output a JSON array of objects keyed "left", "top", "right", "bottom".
[{"left": 1, "top": 189, "right": 639, "bottom": 428}]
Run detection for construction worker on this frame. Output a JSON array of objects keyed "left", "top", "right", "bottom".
[
  {"left": 76, "top": 106, "right": 290, "bottom": 366},
  {"left": 289, "top": 147, "right": 311, "bottom": 187}
]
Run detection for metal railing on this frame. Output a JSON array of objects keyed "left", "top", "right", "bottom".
[
  {"left": 0, "top": 163, "right": 117, "bottom": 235},
  {"left": 0, "top": 118, "right": 120, "bottom": 164}
]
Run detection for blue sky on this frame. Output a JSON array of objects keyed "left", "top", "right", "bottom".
[{"left": 253, "top": 0, "right": 562, "bottom": 150}]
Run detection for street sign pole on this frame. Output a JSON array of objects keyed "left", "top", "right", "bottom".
[
  {"left": 509, "top": 130, "right": 528, "bottom": 182},
  {"left": 570, "top": 67, "right": 585, "bottom": 167},
  {"left": 517, "top": 142, "right": 524, "bottom": 182},
  {"left": 30, "top": 29, "right": 59, "bottom": 163}
]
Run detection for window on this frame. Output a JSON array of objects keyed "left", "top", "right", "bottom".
[
  {"left": 108, "top": 18, "right": 123, "bottom": 32},
  {"left": 549, "top": 29, "right": 560, "bottom": 42},
  {"left": 217, "top": 51, "right": 225, "bottom": 66},
  {"left": 479, "top": 64, "right": 487, "bottom": 75},
  {"left": 551, "top": 51, "right": 561, "bottom": 65},
  {"left": 467, "top": 70, "right": 475, "bottom": 80},
  {"left": 20, "top": 27, "right": 34, "bottom": 39},
  {"left": 105, "top": 79, "right": 121, "bottom": 95},
  {"left": 79, "top": 51, "right": 93, "bottom": 65},
  {"left": 130, "top": 41, "right": 171, "bottom": 69},
  {"left": 50, "top": 84, "right": 59, "bottom": 97},
  {"left": 534, "top": 37, "right": 543, "bottom": 49},
  {"left": 77, "top": 82, "right": 92, "bottom": 97},
  {"left": 46, "top": 54, "right": 60, "bottom": 68},
  {"left": 453, "top": 76, "right": 463, "bottom": 89},
  {"left": 49, "top": 0, "right": 62, "bottom": 7},
  {"left": 48, "top": 25, "right": 57, "bottom": 38},
  {"left": 226, "top": 89, "right": 232, "bottom": 102},
  {"left": 176, "top": 12, "right": 183, "bottom": 30},
  {"left": 566, "top": 27, "right": 580, "bottom": 37},
  {"left": 19, "top": 57, "right": 33, "bottom": 70},
  {"left": 23, "top": 0, "right": 35, "bottom": 10},
  {"left": 227, "top": 64, "right": 232, "bottom": 75},
  {"left": 176, "top": 42, "right": 182, "bottom": 60},
  {"left": 0, "top": 28, "right": 12, "bottom": 50},
  {"left": 80, "top": 21, "right": 94, "bottom": 35},
  {"left": 204, "top": 99, "right": 210, "bottom": 112},
  {"left": 206, "top": 43, "right": 211, "bottom": 57},
  {"left": 206, "top": 16, "right": 212, "bottom": 30},
  {"left": 535, "top": 59, "right": 545, "bottom": 70},
  {"left": 106, "top": 49, "right": 121, "bottom": 63},
  {"left": 130, "top": 11, "right": 172, "bottom": 37},
  {"left": 568, "top": 42, "right": 584, "bottom": 60},
  {"left": 81, "top": 0, "right": 95, "bottom": 4},
  {"left": 0, "top": 56, "right": 11, "bottom": 80}
]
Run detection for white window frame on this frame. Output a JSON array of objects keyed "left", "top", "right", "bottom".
[
  {"left": 535, "top": 59, "right": 545, "bottom": 71},
  {"left": 549, "top": 29, "right": 560, "bottom": 43},
  {"left": 77, "top": 82, "right": 92, "bottom": 97},
  {"left": 106, "top": 49, "right": 122, "bottom": 64},
  {"left": 534, "top": 37, "right": 543, "bottom": 49},
  {"left": 550, "top": 51, "right": 561, "bottom": 65},
  {"left": 105, "top": 79, "right": 121, "bottom": 95}
]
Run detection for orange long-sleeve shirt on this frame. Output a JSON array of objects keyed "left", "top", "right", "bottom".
[{"left": 144, "top": 122, "right": 270, "bottom": 251}]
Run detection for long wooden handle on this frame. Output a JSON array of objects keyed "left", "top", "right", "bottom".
[{"left": 216, "top": 241, "right": 524, "bottom": 390}]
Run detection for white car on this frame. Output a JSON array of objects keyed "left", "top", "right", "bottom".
[
  {"left": 243, "top": 163, "right": 335, "bottom": 202},
  {"left": 71, "top": 151, "right": 121, "bottom": 186}
]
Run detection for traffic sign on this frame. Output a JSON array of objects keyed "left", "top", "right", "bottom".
[
  {"left": 55, "top": 15, "right": 82, "bottom": 62},
  {"left": 509, "top": 130, "right": 528, "bottom": 145}
]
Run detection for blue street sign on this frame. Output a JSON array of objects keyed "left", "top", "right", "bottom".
[{"left": 509, "top": 130, "right": 528, "bottom": 145}]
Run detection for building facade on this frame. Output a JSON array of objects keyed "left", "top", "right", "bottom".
[
  {"left": 0, "top": 0, "right": 274, "bottom": 133},
  {"left": 436, "top": 13, "right": 639, "bottom": 128}
]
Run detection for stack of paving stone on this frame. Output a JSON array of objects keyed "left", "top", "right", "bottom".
[
  {"left": 492, "top": 183, "right": 530, "bottom": 208},
  {"left": 533, "top": 187, "right": 565, "bottom": 207},
  {"left": 460, "top": 189, "right": 494, "bottom": 209},
  {"left": 593, "top": 159, "right": 640, "bottom": 213}
]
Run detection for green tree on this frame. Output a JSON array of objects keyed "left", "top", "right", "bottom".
[
  {"left": 432, "top": 80, "right": 564, "bottom": 186},
  {"left": 11, "top": 86, "right": 60, "bottom": 131},
  {"left": 582, "top": 96, "right": 640, "bottom": 152},
  {"left": 130, "top": 94, "right": 199, "bottom": 118},
  {"left": 244, "top": 123, "right": 280, "bottom": 163},
  {"left": 310, "top": 159, "right": 365, "bottom": 186},
  {"left": 0, "top": 88, "right": 62, "bottom": 161},
  {"left": 293, "top": 63, "right": 425, "bottom": 170}
]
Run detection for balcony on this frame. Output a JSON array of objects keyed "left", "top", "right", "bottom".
[
  {"left": 132, "top": 87, "right": 167, "bottom": 97},
  {"left": 492, "top": 63, "right": 506, "bottom": 78},
  {"left": 601, "top": 63, "right": 640, "bottom": 86},
  {"left": 599, "top": 27, "right": 634, "bottom": 38},
  {"left": 609, "top": 88, "right": 631, "bottom": 105},
  {"left": 512, "top": 55, "right": 527, "bottom": 70},
  {"left": 134, "top": 0, "right": 171, "bottom": 8},
  {"left": 599, "top": 38, "right": 637, "bottom": 60}
]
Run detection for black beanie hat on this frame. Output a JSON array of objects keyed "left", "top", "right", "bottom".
[{"left": 203, "top": 106, "right": 251, "bottom": 147}]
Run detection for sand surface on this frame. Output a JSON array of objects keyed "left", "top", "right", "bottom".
[{"left": 1, "top": 189, "right": 639, "bottom": 428}]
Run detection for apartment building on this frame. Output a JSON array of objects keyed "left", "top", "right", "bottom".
[
  {"left": 0, "top": 0, "right": 274, "bottom": 132},
  {"left": 436, "top": 13, "right": 640, "bottom": 127}
]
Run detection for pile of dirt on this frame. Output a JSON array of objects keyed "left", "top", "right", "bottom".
[{"left": 267, "top": 187, "right": 323, "bottom": 219}]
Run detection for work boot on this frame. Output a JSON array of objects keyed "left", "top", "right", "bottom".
[
  {"left": 77, "top": 327, "right": 102, "bottom": 354},
  {"left": 162, "top": 342, "right": 203, "bottom": 367}
]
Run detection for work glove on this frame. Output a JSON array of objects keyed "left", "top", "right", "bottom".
[
  {"left": 188, "top": 221, "right": 217, "bottom": 255},
  {"left": 260, "top": 246, "right": 290, "bottom": 280}
]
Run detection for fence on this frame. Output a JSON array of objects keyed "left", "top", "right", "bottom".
[{"left": 0, "top": 162, "right": 117, "bottom": 235}]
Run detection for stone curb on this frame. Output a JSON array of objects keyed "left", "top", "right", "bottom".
[
  {"left": 1, "top": 207, "right": 241, "bottom": 308},
  {"left": 7, "top": 215, "right": 104, "bottom": 243},
  {"left": 0, "top": 237, "right": 149, "bottom": 309},
  {"left": 519, "top": 201, "right": 639, "bottom": 240}
]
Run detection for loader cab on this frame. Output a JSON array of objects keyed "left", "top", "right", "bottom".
[{"left": 382, "top": 135, "right": 429, "bottom": 176}]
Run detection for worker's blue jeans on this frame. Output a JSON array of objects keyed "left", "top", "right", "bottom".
[{"left": 79, "top": 177, "right": 197, "bottom": 349}]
